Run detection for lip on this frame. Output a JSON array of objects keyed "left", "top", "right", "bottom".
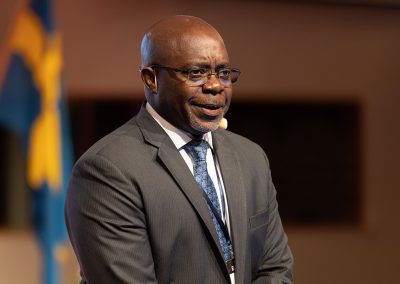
[{"left": 192, "top": 103, "right": 224, "bottom": 117}]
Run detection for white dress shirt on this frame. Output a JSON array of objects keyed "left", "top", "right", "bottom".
[{"left": 146, "top": 103, "right": 235, "bottom": 282}]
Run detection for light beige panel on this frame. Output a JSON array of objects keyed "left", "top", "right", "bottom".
[
  {"left": 56, "top": 1, "right": 400, "bottom": 100},
  {"left": 0, "top": 230, "right": 41, "bottom": 284}
]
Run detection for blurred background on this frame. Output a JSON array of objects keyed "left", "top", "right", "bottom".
[{"left": 1, "top": 0, "right": 399, "bottom": 283}]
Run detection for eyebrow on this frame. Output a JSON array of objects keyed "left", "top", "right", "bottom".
[{"left": 190, "top": 62, "right": 231, "bottom": 69}]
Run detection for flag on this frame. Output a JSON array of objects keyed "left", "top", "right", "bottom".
[{"left": 0, "top": 0, "right": 74, "bottom": 283}]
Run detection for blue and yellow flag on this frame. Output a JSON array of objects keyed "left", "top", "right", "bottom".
[{"left": 0, "top": 0, "right": 73, "bottom": 283}]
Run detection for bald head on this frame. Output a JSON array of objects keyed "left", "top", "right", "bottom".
[
  {"left": 141, "top": 15, "right": 226, "bottom": 67},
  {"left": 139, "top": 16, "right": 233, "bottom": 137}
]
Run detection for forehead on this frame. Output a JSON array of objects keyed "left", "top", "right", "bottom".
[{"left": 165, "top": 33, "right": 230, "bottom": 67}]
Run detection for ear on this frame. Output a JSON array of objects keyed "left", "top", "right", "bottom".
[{"left": 140, "top": 67, "right": 157, "bottom": 93}]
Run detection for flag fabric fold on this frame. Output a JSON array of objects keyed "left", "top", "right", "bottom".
[{"left": 0, "top": 0, "right": 73, "bottom": 283}]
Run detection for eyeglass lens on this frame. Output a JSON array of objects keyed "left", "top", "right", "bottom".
[{"left": 186, "top": 68, "right": 240, "bottom": 86}]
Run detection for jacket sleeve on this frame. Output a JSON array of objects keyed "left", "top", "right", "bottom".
[
  {"left": 65, "top": 154, "right": 158, "bottom": 284},
  {"left": 252, "top": 151, "right": 294, "bottom": 284}
]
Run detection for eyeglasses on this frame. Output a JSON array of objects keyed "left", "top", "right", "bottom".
[{"left": 148, "top": 64, "right": 241, "bottom": 87}]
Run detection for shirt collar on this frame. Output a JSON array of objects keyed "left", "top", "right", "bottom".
[{"left": 146, "top": 102, "right": 214, "bottom": 150}]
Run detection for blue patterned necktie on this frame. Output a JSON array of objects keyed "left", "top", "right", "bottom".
[{"left": 184, "top": 139, "right": 232, "bottom": 262}]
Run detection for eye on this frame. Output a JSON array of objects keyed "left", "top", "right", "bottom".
[
  {"left": 188, "top": 68, "right": 208, "bottom": 80},
  {"left": 218, "top": 69, "right": 231, "bottom": 80}
]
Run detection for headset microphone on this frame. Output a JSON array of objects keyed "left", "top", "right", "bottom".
[{"left": 219, "top": 117, "right": 228, "bottom": 130}]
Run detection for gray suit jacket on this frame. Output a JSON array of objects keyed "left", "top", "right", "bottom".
[{"left": 65, "top": 105, "right": 293, "bottom": 284}]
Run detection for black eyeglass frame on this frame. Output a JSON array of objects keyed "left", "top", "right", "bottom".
[{"left": 147, "top": 64, "right": 241, "bottom": 86}]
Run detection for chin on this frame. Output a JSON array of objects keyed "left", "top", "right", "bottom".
[
  {"left": 187, "top": 110, "right": 223, "bottom": 134},
  {"left": 190, "top": 119, "right": 220, "bottom": 135}
]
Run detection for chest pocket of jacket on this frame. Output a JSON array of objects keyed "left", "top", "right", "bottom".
[{"left": 249, "top": 209, "right": 269, "bottom": 275}]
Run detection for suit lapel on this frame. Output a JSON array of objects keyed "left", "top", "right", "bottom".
[
  {"left": 135, "top": 106, "right": 229, "bottom": 277},
  {"left": 213, "top": 131, "right": 248, "bottom": 284},
  {"left": 157, "top": 143, "right": 226, "bottom": 255}
]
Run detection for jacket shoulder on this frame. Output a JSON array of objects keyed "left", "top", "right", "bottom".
[
  {"left": 215, "top": 129, "right": 266, "bottom": 155},
  {"left": 76, "top": 117, "right": 145, "bottom": 164}
]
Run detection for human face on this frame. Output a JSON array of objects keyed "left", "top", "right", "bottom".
[{"left": 153, "top": 33, "right": 232, "bottom": 137}]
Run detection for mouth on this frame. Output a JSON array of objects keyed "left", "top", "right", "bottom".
[{"left": 191, "top": 102, "right": 224, "bottom": 117}]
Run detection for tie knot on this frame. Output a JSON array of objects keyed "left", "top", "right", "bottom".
[{"left": 184, "top": 139, "right": 209, "bottom": 162}]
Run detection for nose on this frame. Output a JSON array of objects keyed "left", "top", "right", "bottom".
[{"left": 202, "top": 74, "right": 224, "bottom": 95}]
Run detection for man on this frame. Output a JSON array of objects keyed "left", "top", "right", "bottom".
[{"left": 65, "top": 15, "right": 293, "bottom": 284}]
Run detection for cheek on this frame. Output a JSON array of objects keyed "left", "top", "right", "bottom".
[
  {"left": 224, "top": 90, "right": 233, "bottom": 110},
  {"left": 169, "top": 88, "right": 195, "bottom": 117},
  {"left": 160, "top": 82, "right": 189, "bottom": 104}
]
